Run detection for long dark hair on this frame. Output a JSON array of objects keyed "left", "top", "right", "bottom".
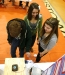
[
  {"left": 40, "top": 17, "right": 59, "bottom": 44},
  {"left": 27, "top": 2, "right": 40, "bottom": 20}
]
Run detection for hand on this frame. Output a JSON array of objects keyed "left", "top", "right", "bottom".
[
  {"left": 37, "top": 40, "right": 39, "bottom": 45},
  {"left": 40, "top": 52, "right": 44, "bottom": 57},
  {"left": 26, "top": 52, "right": 30, "bottom": 58},
  {"left": 9, "top": 43, "right": 11, "bottom": 45},
  {"left": 40, "top": 51, "right": 48, "bottom": 57}
]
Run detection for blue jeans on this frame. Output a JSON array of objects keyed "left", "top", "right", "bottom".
[{"left": 11, "top": 38, "right": 24, "bottom": 57}]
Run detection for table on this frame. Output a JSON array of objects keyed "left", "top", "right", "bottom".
[{"left": 0, "top": 60, "right": 55, "bottom": 75}]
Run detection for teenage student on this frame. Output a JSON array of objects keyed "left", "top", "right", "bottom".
[
  {"left": 24, "top": 2, "right": 43, "bottom": 52},
  {"left": 6, "top": 18, "right": 32, "bottom": 58},
  {"left": 36, "top": 17, "right": 59, "bottom": 62}
]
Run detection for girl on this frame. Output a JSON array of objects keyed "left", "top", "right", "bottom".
[
  {"left": 36, "top": 17, "right": 59, "bottom": 62},
  {"left": 24, "top": 2, "right": 43, "bottom": 52}
]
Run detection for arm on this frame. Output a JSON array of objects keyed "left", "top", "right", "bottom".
[
  {"left": 25, "top": 25, "right": 32, "bottom": 58},
  {"left": 25, "top": 25, "right": 32, "bottom": 52},
  {"left": 40, "top": 49, "right": 49, "bottom": 57},
  {"left": 38, "top": 15, "right": 43, "bottom": 38},
  {"left": 40, "top": 37, "right": 57, "bottom": 57},
  {"left": 37, "top": 15, "right": 43, "bottom": 45},
  {"left": 24, "top": 16, "right": 32, "bottom": 51}
]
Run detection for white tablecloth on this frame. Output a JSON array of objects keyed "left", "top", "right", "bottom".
[{"left": 0, "top": 60, "right": 55, "bottom": 75}]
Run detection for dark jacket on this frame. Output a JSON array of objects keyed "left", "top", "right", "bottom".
[{"left": 6, "top": 18, "right": 32, "bottom": 52}]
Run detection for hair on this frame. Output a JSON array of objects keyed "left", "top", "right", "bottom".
[
  {"left": 40, "top": 17, "right": 59, "bottom": 44},
  {"left": 7, "top": 18, "right": 26, "bottom": 37},
  {"left": 27, "top": 2, "right": 40, "bottom": 20}
]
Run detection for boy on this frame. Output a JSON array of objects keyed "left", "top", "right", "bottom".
[{"left": 6, "top": 18, "right": 32, "bottom": 58}]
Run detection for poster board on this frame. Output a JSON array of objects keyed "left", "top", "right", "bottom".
[{"left": 4, "top": 58, "right": 25, "bottom": 75}]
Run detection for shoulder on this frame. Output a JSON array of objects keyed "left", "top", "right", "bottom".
[
  {"left": 39, "top": 14, "right": 42, "bottom": 19},
  {"left": 39, "top": 14, "right": 42, "bottom": 18},
  {"left": 38, "top": 14, "right": 43, "bottom": 21},
  {"left": 51, "top": 34, "right": 58, "bottom": 41},
  {"left": 24, "top": 15, "right": 28, "bottom": 19}
]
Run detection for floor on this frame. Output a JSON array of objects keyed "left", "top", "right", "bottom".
[
  {"left": 0, "top": 0, "right": 65, "bottom": 64},
  {"left": 48, "top": 0, "right": 65, "bottom": 22},
  {"left": 44, "top": 0, "right": 65, "bottom": 36}
]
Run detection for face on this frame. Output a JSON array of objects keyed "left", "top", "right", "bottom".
[
  {"left": 32, "top": 9, "right": 39, "bottom": 18},
  {"left": 44, "top": 23, "right": 52, "bottom": 33}
]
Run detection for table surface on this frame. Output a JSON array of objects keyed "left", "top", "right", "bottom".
[
  {"left": 0, "top": 60, "right": 55, "bottom": 75},
  {"left": 0, "top": 61, "right": 55, "bottom": 70}
]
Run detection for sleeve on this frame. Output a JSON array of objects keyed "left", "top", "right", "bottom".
[
  {"left": 25, "top": 25, "right": 32, "bottom": 52},
  {"left": 38, "top": 14, "right": 43, "bottom": 39},
  {"left": 46, "top": 37, "right": 57, "bottom": 50},
  {"left": 24, "top": 15, "right": 28, "bottom": 23}
]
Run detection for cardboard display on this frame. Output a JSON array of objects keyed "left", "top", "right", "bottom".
[{"left": 4, "top": 58, "right": 25, "bottom": 75}]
